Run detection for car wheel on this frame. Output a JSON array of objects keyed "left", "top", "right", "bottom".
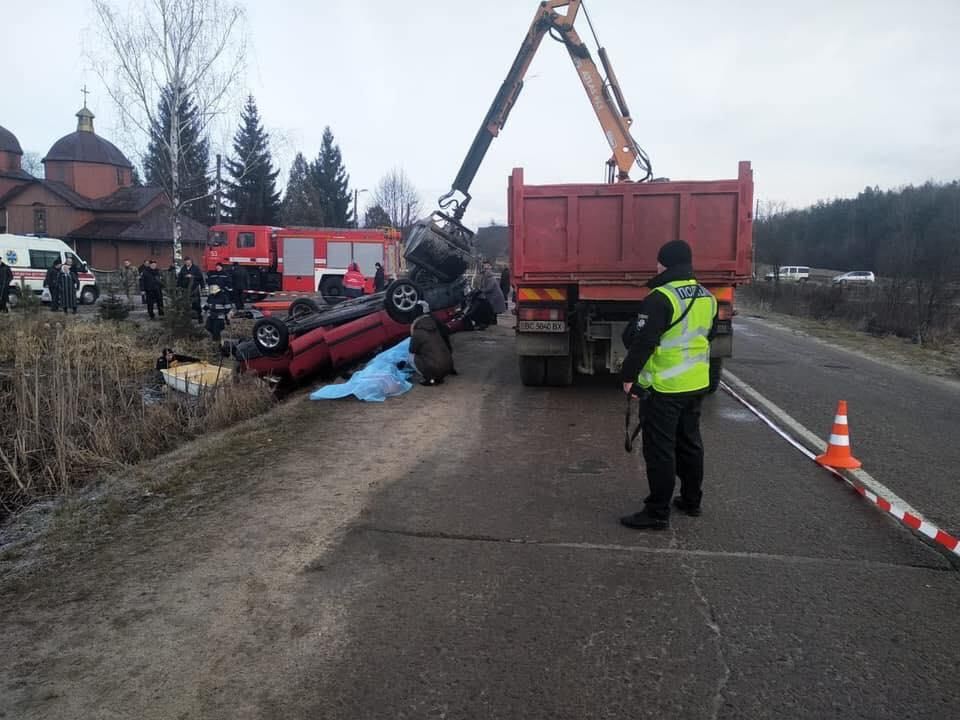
[
  {"left": 707, "top": 358, "right": 723, "bottom": 394},
  {"left": 6, "top": 287, "right": 20, "bottom": 309},
  {"left": 252, "top": 317, "right": 290, "bottom": 356},
  {"left": 384, "top": 278, "right": 423, "bottom": 323},
  {"left": 288, "top": 297, "right": 325, "bottom": 320},
  {"left": 81, "top": 286, "right": 98, "bottom": 304},
  {"left": 319, "top": 277, "right": 343, "bottom": 297},
  {"left": 519, "top": 356, "right": 546, "bottom": 386}
]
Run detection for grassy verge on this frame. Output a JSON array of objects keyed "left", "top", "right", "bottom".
[{"left": 739, "top": 289, "right": 960, "bottom": 380}]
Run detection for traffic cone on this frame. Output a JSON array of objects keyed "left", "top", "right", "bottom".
[{"left": 815, "top": 400, "right": 862, "bottom": 469}]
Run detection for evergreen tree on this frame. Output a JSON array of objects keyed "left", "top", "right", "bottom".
[
  {"left": 223, "top": 96, "right": 282, "bottom": 225},
  {"left": 364, "top": 204, "right": 393, "bottom": 228},
  {"left": 281, "top": 152, "right": 323, "bottom": 226},
  {"left": 143, "top": 87, "right": 212, "bottom": 225},
  {"left": 309, "top": 127, "right": 353, "bottom": 228}
]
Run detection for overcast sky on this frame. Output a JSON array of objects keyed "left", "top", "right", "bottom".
[{"left": 3, "top": 0, "right": 959, "bottom": 225}]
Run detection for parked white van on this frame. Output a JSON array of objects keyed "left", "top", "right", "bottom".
[
  {"left": 1, "top": 234, "right": 99, "bottom": 307},
  {"left": 764, "top": 266, "right": 810, "bottom": 282}
]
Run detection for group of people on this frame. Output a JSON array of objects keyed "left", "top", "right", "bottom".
[
  {"left": 118, "top": 256, "right": 250, "bottom": 342},
  {"left": 42, "top": 257, "right": 82, "bottom": 314}
]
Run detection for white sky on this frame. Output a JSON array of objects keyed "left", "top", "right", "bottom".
[{"left": 3, "top": 0, "right": 959, "bottom": 225}]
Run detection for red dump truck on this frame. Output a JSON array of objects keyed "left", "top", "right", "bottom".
[{"left": 509, "top": 161, "right": 754, "bottom": 389}]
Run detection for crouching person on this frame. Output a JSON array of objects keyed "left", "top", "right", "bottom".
[{"left": 410, "top": 302, "right": 456, "bottom": 386}]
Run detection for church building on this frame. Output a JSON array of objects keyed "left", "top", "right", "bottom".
[{"left": 0, "top": 105, "right": 206, "bottom": 270}]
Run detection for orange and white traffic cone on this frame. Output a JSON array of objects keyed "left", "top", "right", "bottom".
[{"left": 815, "top": 400, "right": 862, "bottom": 469}]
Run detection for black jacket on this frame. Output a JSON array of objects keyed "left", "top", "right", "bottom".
[
  {"left": 374, "top": 266, "right": 386, "bottom": 291},
  {"left": 620, "top": 264, "right": 718, "bottom": 385},
  {"left": 0, "top": 262, "right": 12, "bottom": 290},
  {"left": 141, "top": 267, "right": 164, "bottom": 294},
  {"left": 177, "top": 264, "right": 205, "bottom": 294},
  {"left": 206, "top": 270, "right": 231, "bottom": 292}
]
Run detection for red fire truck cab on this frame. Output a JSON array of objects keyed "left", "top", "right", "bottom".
[{"left": 204, "top": 224, "right": 402, "bottom": 297}]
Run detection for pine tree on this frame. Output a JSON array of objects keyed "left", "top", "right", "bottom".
[
  {"left": 281, "top": 152, "right": 323, "bottom": 226},
  {"left": 223, "top": 96, "right": 282, "bottom": 225},
  {"left": 309, "top": 127, "right": 353, "bottom": 228},
  {"left": 143, "top": 87, "right": 213, "bottom": 225},
  {"left": 364, "top": 204, "right": 393, "bottom": 228}
]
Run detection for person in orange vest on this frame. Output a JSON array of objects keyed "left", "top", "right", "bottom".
[{"left": 342, "top": 262, "right": 366, "bottom": 299}]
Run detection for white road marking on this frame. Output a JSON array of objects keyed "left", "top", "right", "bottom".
[{"left": 721, "top": 369, "right": 924, "bottom": 519}]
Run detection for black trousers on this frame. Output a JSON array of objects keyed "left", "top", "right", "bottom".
[
  {"left": 641, "top": 392, "right": 705, "bottom": 518},
  {"left": 146, "top": 290, "right": 164, "bottom": 318}
]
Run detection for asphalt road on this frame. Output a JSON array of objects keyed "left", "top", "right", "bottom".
[
  {"left": 728, "top": 316, "right": 960, "bottom": 536},
  {"left": 3, "top": 320, "right": 959, "bottom": 719},
  {"left": 293, "top": 332, "right": 959, "bottom": 718}
]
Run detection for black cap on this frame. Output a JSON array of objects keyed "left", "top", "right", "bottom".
[{"left": 657, "top": 240, "right": 692, "bottom": 268}]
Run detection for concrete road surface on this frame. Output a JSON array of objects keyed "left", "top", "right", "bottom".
[
  {"left": 729, "top": 315, "right": 960, "bottom": 536},
  {"left": 2, "top": 321, "right": 959, "bottom": 719}
]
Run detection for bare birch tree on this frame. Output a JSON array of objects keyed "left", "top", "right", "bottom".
[
  {"left": 87, "top": 0, "right": 247, "bottom": 263},
  {"left": 372, "top": 168, "right": 422, "bottom": 230}
]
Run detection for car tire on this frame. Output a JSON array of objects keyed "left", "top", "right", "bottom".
[
  {"left": 707, "top": 358, "right": 723, "bottom": 394},
  {"left": 319, "top": 277, "right": 343, "bottom": 297},
  {"left": 252, "top": 316, "right": 290, "bottom": 356},
  {"left": 384, "top": 278, "right": 423, "bottom": 323},
  {"left": 519, "top": 355, "right": 546, "bottom": 386},
  {"left": 80, "top": 286, "right": 98, "bottom": 305},
  {"left": 288, "top": 297, "right": 325, "bottom": 320},
  {"left": 6, "top": 287, "right": 20, "bottom": 309}
]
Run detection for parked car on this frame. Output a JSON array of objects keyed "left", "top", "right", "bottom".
[
  {"left": 764, "top": 266, "right": 810, "bottom": 282},
  {"left": 832, "top": 271, "right": 876, "bottom": 285}
]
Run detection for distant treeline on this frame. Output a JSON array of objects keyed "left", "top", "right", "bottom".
[{"left": 755, "top": 181, "right": 960, "bottom": 281}]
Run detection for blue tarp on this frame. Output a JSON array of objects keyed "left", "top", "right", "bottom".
[{"left": 310, "top": 339, "right": 414, "bottom": 403}]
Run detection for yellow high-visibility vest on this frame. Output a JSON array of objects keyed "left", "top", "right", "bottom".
[{"left": 637, "top": 280, "right": 717, "bottom": 393}]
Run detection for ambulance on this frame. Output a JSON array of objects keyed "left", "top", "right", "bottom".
[{"left": 0, "top": 234, "right": 99, "bottom": 307}]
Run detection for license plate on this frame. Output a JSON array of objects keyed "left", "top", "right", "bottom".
[{"left": 518, "top": 320, "right": 567, "bottom": 333}]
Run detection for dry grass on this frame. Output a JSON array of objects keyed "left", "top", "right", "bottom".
[
  {"left": 739, "top": 285, "right": 960, "bottom": 379},
  {"left": 0, "top": 315, "right": 274, "bottom": 516}
]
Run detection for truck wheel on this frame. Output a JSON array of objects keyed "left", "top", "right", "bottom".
[
  {"left": 252, "top": 317, "right": 290, "bottom": 356},
  {"left": 288, "top": 297, "right": 325, "bottom": 320},
  {"left": 384, "top": 278, "right": 423, "bottom": 323},
  {"left": 519, "top": 356, "right": 546, "bottom": 386},
  {"left": 707, "top": 358, "right": 723, "bottom": 394},
  {"left": 545, "top": 354, "right": 573, "bottom": 386}
]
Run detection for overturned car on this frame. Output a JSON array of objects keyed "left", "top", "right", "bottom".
[{"left": 229, "top": 213, "right": 475, "bottom": 382}]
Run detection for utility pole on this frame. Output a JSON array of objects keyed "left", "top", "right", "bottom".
[
  {"left": 215, "top": 154, "right": 222, "bottom": 225},
  {"left": 353, "top": 188, "right": 368, "bottom": 228}
]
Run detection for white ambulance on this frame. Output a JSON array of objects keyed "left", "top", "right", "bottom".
[{"left": 1, "top": 234, "right": 99, "bottom": 307}]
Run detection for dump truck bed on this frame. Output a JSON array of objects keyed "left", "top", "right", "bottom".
[{"left": 509, "top": 162, "right": 753, "bottom": 293}]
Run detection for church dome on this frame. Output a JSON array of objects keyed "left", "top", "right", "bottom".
[
  {"left": 0, "top": 125, "right": 22, "bottom": 155},
  {"left": 43, "top": 106, "right": 132, "bottom": 168}
]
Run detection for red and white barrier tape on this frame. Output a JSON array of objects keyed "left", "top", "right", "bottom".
[{"left": 721, "top": 380, "right": 960, "bottom": 558}]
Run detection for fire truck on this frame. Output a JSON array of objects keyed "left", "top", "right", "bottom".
[{"left": 203, "top": 224, "right": 402, "bottom": 296}]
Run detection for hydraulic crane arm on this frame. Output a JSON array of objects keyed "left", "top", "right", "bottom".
[{"left": 439, "top": 0, "right": 652, "bottom": 220}]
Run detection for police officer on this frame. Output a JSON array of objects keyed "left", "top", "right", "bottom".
[{"left": 619, "top": 240, "right": 718, "bottom": 530}]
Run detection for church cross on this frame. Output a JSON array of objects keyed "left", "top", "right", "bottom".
[{"left": 81, "top": 85, "right": 90, "bottom": 107}]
